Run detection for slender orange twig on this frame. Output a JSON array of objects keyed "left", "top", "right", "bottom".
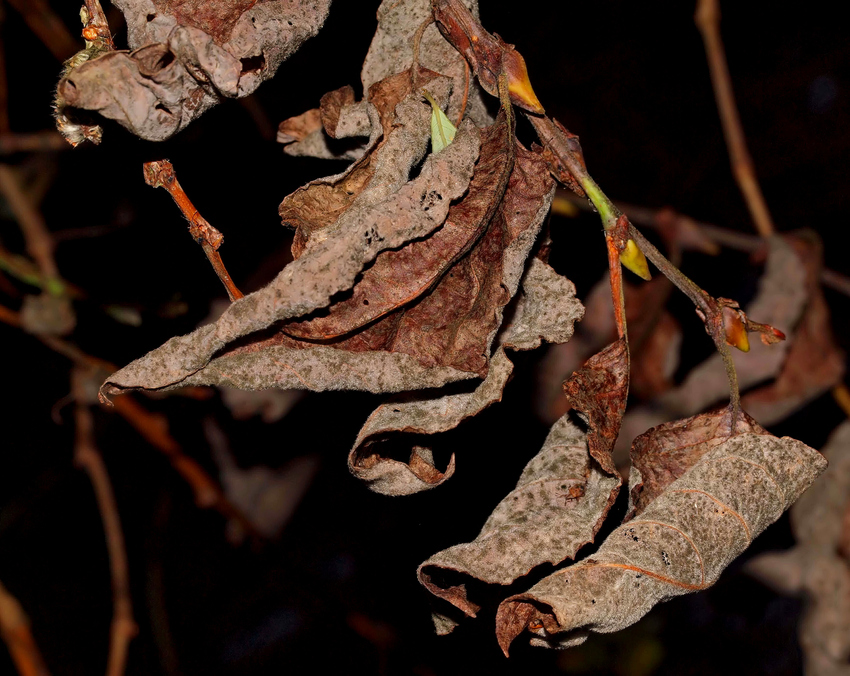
[
  {"left": 143, "top": 161, "right": 243, "bottom": 301},
  {"left": 72, "top": 369, "right": 137, "bottom": 676},
  {"left": 0, "top": 579, "right": 51, "bottom": 676},
  {"left": 695, "top": 0, "right": 775, "bottom": 238}
]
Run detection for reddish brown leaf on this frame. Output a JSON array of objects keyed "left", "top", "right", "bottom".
[
  {"left": 626, "top": 405, "right": 770, "bottom": 520},
  {"left": 418, "top": 415, "right": 620, "bottom": 631},
  {"left": 348, "top": 259, "right": 583, "bottom": 495},
  {"left": 496, "top": 433, "right": 826, "bottom": 655},
  {"left": 319, "top": 85, "right": 357, "bottom": 138},
  {"left": 283, "top": 109, "right": 514, "bottom": 341},
  {"left": 56, "top": 0, "right": 331, "bottom": 141},
  {"left": 562, "top": 338, "right": 629, "bottom": 478}
]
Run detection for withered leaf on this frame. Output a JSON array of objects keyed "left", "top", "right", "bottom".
[
  {"left": 418, "top": 415, "right": 620, "bottom": 628},
  {"left": 102, "top": 118, "right": 480, "bottom": 398},
  {"left": 741, "top": 234, "right": 845, "bottom": 426},
  {"left": 626, "top": 405, "right": 770, "bottom": 520},
  {"left": 746, "top": 422, "right": 850, "bottom": 676},
  {"left": 349, "top": 258, "right": 583, "bottom": 496},
  {"left": 496, "top": 433, "right": 826, "bottom": 655},
  {"left": 562, "top": 338, "right": 629, "bottom": 478},
  {"left": 283, "top": 109, "right": 514, "bottom": 340},
  {"left": 57, "top": 0, "right": 331, "bottom": 141}
]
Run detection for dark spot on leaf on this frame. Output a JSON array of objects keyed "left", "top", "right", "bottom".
[{"left": 146, "top": 13, "right": 156, "bottom": 21}]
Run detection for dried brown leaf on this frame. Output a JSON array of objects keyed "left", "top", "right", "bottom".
[
  {"left": 496, "top": 433, "right": 826, "bottom": 655},
  {"left": 102, "top": 118, "right": 481, "bottom": 398},
  {"left": 283, "top": 109, "right": 513, "bottom": 341},
  {"left": 418, "top": 415, "right": 620, "bottom": 626},
  {"left": 56, "top": 0, "right": 331, "bottom": 141},
  {"left": 562, "top": 338, "right": 629, "bottom": 478},
  {"left": 348, "top": 258, "right": 583, "bottom": 495},
  {"left": 626, "top": 405, "right": 769, "bottom": 520}
]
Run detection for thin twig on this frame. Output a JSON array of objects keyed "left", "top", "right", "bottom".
[
  {"left": 410, "top": 15, "right": 434, "bottom": 91},
  {"left": 72, "top": 369, "right": 137, "bottom": 676},
  {"left": 142, "top": 161, "right": 243, "bottom": 301},
  {"left": 5, "top": 0, "right": 79, "bottom": 61},
  {"left": 0, "top": 579, "right": 51, "bottom": 676},
  {"left": 0, "top": 302, "right": 257, "bottom": 537},
  {"left": 0, "top": 164, "right": 63, "bottom": 292},
  {"left": 455, "top": 60, "right": 470, "bottom": 127},
  {"left": 553, "top": 189, "right": 850, "bottom": 299},
  {"left": 82, "top": 0, "right": 114, "bottom": 51},
  {"left": 695, "top": 0, "right": 775, "bottom": 238}
]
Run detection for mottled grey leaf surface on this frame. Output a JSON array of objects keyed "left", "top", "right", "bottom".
[
  {"left": 418, "top": 415, "right": 619, "bottom": 630},
  {"left": 496, "top": 433, "right": 826, "bottom": 654},
  {"left": 57, "top": 0, "right": 332, "bottom": 141},
  {"left": 101, "top": 119, "right": 480, "bottom": 398}
]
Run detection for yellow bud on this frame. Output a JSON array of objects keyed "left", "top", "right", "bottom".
[
  {"left": 503, "top": 50, "right": 545, "bottom": 114},
  {"left": 721, "top": 305, "right": 751, "bottom": 352},
  {"left": 619, "top": 238, "right": 651, "bottom": 280}
]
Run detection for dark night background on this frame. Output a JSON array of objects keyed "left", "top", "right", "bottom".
[{"left": 1, "top": 1, "right": 848, "bottom": 674}]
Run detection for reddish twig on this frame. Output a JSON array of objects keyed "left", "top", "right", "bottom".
[
  {"left": 695, "top": 0, "right": 775, "bottom": 238},
  {"left": 109, "top": 395, "right": 262, "bottom": 540},
  {"left": 5, "top": 0, "right": 78, "bottom": 61},
  {"left": 81, "top": 0, "right": 114, "bottom": 51},
  {"left": 72, "top": 369, "right": 137, "bottom": 676},
  {"left": 0, "top": 579, "right": 51, "bottom": 676},
  {"left": 142, "top": 161, "right": 244, "bottom": 301}
]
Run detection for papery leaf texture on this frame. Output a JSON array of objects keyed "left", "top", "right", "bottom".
[
  {"left": 496, "top": 433, "right": 826, "bottom": 654},
  {"left": 56, "top": 0, "right": 332, "bottom": 141}
]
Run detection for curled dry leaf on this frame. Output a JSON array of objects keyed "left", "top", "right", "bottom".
[
  {"left": 102, "top": 111, "right": 480, "bottom": 398},
  {"left": 56, "top": 0, "right": 331, "bottom": 141},
  {"left": 349, "top": 259, "right": 582, "bottom": 496},
  {"left": 537, "top": 273, "right": 680, "bottom": 425},
  {"left": 747, "top": 421, "right": 850, "bottom": 676},
  {"left": 562, "top": 337, "right": 629, "bottom": 479},
  {"left": 418, "top": 415, "right": 620, "bottom": 632},
  {"left": 626, "top": 405, "right": 769, "bottom": 521},
  {"left": 496, "top": 433, "right": 826, "bottom": 655},
  {"left": 283, "top": 109, "right": 514, "bottom": 341}
]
